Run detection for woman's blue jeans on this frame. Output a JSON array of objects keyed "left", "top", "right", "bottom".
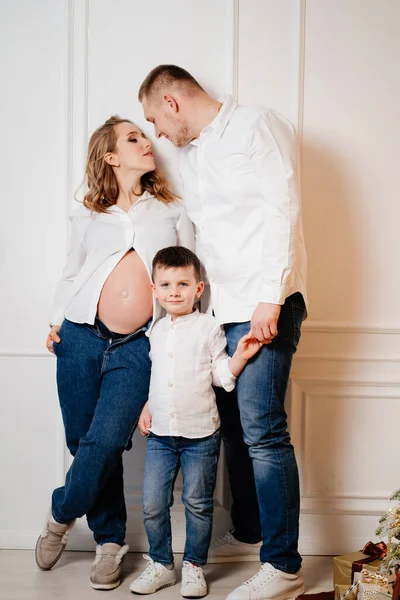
[
  {"left": 51, "top": 318, "right": 151, "bottom": 545},
  {"left": 223, "top": 292, "right": 306, "bottom": 573},
  {"left": 142, "top": 431, "right": 221, "bottom": 566}
]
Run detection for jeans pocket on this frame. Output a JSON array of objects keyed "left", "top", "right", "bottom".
[{"left": 291, "top": 302, "right": 305, "bottom": 350}]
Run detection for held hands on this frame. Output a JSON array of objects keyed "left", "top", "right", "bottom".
[
  {"left": 229, "top": 331, "right": 263, "bottom": 377},
  {"left": 250, "top": 302, "right": 281, "bottom": 343},
  {"left": 46, "top": 325, "right": 61, "bottom": 354},
  {"left": 138, "top": 402, "right": 152, "bottom": 436},
  {"left": 236, "top": 332, "right": 263, "bottom": 361}
]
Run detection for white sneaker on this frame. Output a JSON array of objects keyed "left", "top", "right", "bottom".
[
  {"left": 208, "top": 531, "right": 261, "bottom": 563},
  {"left": 181, "top": 561, "right": 208, "bottom": 598},
  {"left": 226, "top": 562, "right": 304, "bottom": 600},
  {"left": 129, "top": 555, "right": 176, "bottom": 594}
]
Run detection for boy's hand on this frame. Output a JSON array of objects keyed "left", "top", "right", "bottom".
[
  {"left": 138, "top": 402, "right": 152, "bottom": 436},
  {"left": 236, "top": 332, "right": 264, "bottom": 360},
  {"left": 46, "top": 325, "right": 61, "bottom": 354}
]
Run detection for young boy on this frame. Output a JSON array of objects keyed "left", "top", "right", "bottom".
[{"left": 129, "top": 247, "right": 262, "bottom": 598}]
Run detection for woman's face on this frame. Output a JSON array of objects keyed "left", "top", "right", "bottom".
[{"left": 112, "top": 121, "right": 155, "bottom": 174}]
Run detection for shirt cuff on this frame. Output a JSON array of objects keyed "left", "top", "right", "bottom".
[
  {"left": 50, "top": 309, "right": 65, "bottom": 327},
  {"left": 217, "top": 358, "right": 236, "bottom": 392},
  {"left": 259, "top": 283, "right": 288, "bottom": 306}
]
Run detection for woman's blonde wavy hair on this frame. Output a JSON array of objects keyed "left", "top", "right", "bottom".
[{"left": 83, "top": 115, "right": 178, "bottom": 213}]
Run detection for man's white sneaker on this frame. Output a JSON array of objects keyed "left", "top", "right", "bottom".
[
  {"left": 226, "top": 562, "right": 304, "bottom": 600},
  {"left": 181, "top": 561, "right": 208, "bottom": 598},
  {"left": 130, "top": 555, "right": 176, "bottom": 594},
  {"left": 208, "top": 531, "right": 261, "bottom": 563}
]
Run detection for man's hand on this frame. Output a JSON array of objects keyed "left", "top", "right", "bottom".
[
  {"left": 138, "top": 402, "right": 152, "bottom": 436},
  {"left": 46, "top": 325, "right": 61, "bottom": 354},
  {"left": 251, "top": 302, "right": 281, "bottom": 343}
]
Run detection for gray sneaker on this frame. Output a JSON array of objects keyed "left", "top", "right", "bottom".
[
  {"left": 90, "top": 543, "right": 129, "bottom": 590},
  {"left": 35, "top": 512, "right": 76, "bottom": 570}
]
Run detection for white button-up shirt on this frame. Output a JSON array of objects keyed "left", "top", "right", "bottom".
[
  {"left": 148, "top": 310, "right": 236, "bottom": 438},
  {"left": 51, "top": 191, "right": 194, "bottom": 326},
  {"left": 179, "top": 96, "right": 307, "bottom": 325}
]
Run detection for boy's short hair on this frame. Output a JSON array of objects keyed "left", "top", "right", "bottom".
[{"left": 152, "top": 246, "right": 201, "bottom": 282}]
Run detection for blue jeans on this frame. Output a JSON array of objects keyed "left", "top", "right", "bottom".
[
  {"left": 142, "top": 431, "right": 221, "bottom": 566},
  {"left": 223, "top": 292, "right": 306, "bottom": 573},
  {"left": 51, "top": 317, "right": 151, "bottom": 545}
]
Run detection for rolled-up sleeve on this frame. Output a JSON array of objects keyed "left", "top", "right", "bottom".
[{"left": 209, "top": 325, "right": 236, "bottom": 392}]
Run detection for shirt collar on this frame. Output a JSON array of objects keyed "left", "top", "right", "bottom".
[
  {"left": 190, "top": 95, "right": 238, "bottom": 146},
  {"left": 109, "top": 189, "right": 153, "bottom": 214},
  {"left": 166, "top": 308, "right": 199, "bottom": 325}
]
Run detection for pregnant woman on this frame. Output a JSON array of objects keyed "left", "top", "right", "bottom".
[{"left": 35, "top": 116, "right": 193, "bottom": 590}]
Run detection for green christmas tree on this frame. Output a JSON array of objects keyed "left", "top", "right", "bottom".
[{"left": 376, "top": 488, "right": 400, "bottom": 572}]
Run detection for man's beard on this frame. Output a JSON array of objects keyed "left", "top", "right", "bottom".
[
  {"left": 164, "top": 112, "right": 191, "bottom": 147},
  {"left": 174, "top": 121, "right": 191, "bottom": 147}
]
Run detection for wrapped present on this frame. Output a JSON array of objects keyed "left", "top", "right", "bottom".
[
  {"left": 334, "top": 583, "right": 358, "bottom": 600},
  {"left": 334, "top": 542, "right": 387, "bottom": 588},
  {"left": 358, "top": 569, "right": 392, "bottom": 600}
]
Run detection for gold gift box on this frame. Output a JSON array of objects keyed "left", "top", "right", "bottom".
[{"left": 333, "top": 551, "right": 382, "bottom": 588}]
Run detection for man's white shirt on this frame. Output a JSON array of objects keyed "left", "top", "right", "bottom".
[
  {"left": 148, "top": 310, "right": 236, "bottom": 438},
  {"left": 179, "top": 95, "right": 307, "bottom": 325}
]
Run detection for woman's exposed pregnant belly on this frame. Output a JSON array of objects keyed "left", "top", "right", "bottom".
[{"left": 97, "top": 250, "right": 153, "bottom": 334}]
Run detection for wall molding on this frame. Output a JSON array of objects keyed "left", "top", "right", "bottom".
[
  {"left": 225, "top": 0, "right": 239, "bottom": 99},
  {"left": 68, "top": 0, "right": 89, "bottom": 209},
  {"left": 303, "top": 321, "right": 400, "bottom": 334}
]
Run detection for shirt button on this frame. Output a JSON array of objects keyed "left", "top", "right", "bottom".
[
  {"left": 212, "top": 417, "right": 217, "bottom": 423},
  {"left": 170, "top": 413, "right": 175, "bottom": 418},
  {"left": 168, "top": 382, "right": 173, "bottom": 388},
  {"left": 169, "top": 325, "right": 174, "bottom": 330},
  {"left": 169, "top": 353, "right": 174, "bottom": 358}
]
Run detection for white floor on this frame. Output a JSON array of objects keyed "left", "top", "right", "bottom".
[{"left": 0, "top": 552, "right": 334, "bottom": 600}]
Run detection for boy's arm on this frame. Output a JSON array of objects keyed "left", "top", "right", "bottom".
[
  {"left": 229, "top": 332, "right": 263, "bottom": 376},
  {"left": 210, "top": 326, "right": 262, "bottom": 390}
]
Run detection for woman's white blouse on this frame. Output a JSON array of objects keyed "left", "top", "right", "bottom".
[{"left": 51, "top": 191, "right": 194, "bottom": 326}]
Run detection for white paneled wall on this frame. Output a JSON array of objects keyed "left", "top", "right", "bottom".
[{"left": 1, "top": 0, "right": 399, "bottom": 554}]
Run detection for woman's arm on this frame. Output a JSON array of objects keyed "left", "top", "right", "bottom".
[{"left": 50, "top": 213, "right": 88, "bottom": 327}]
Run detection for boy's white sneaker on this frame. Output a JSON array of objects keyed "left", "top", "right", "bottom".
[
  {"left": 130, "top": 555, "right": 176, "bottom": 594},
  {"left": 181, "top": 561, "right": 208, "bottom": 598},
  {"left": 226, "top": 562, "right": 304, "bottom": 600},
  {"left": 208, "top": 531, "right": 261, "bottom": 563}
]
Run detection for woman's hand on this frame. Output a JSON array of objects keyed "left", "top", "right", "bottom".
[
  {"left": 46, "top": 325, "right": 61, "bottom": 354},
  {"left": 138, "top": 402, "right": 152, "bottom": 436}
]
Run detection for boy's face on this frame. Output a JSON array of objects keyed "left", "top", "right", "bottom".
[{"left": 152, "top": 265, "right": 204, "bottom": 320}]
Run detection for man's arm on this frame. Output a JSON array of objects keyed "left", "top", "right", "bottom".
[{"left": 247, "top": 111, "right": 302, "bottom": 342}]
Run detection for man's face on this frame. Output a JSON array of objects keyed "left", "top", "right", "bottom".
[{"left": 142, "top": 96, "right": 191, "bottom": 148}]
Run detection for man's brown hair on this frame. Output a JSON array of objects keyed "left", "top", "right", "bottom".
[{"left": 138, "top": 65, "right": 204, "bottom": 102}]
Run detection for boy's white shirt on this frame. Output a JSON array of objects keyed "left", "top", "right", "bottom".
[{"left": 148, "top": 309, "right": 236, "bottom": 438}]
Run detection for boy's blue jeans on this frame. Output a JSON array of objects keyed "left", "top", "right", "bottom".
[
  {"left": 51, "top": 318, "right": 151, "bottom": 545},
  {"left": 143, "top": 431, "right": 221, "bottom": 566},
  {"left": 222, "top": 292, "right": 306, "bottom": 574}
]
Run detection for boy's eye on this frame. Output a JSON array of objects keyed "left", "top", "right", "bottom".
[
  {"left": 160, "top": 283, "right": 169, "bottom": 287},
  {"left": 180, "top": 283, "right": 188, "bottom": 287},
  {"left": 129, "top": 138, "right": 138, "bottom": 143}
]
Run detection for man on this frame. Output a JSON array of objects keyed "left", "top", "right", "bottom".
[{"left": 139, "top": 65, "right": 307, "bottom": 600}]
